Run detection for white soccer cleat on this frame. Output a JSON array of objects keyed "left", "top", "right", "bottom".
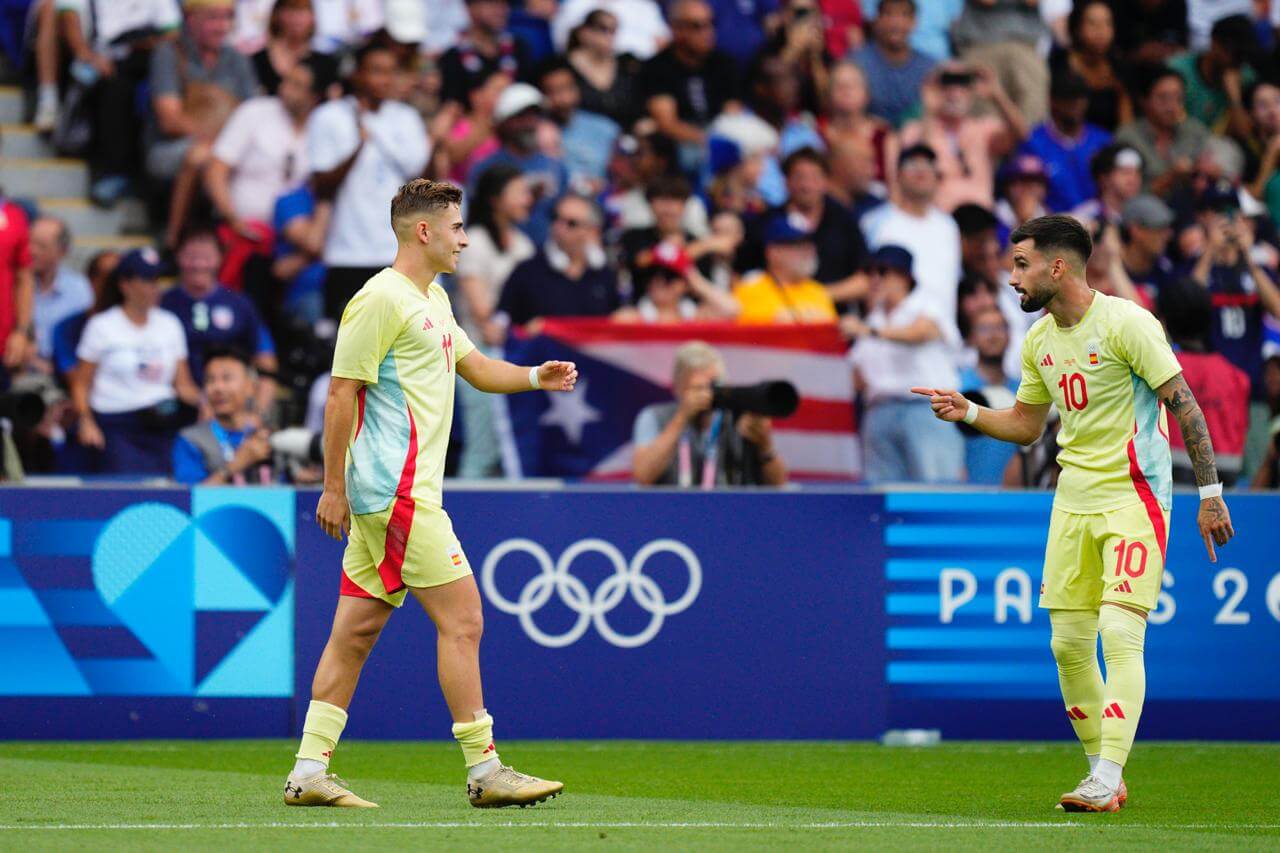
[{"left": 1058, "top": 774, "right": 1121, "bottom": 812}]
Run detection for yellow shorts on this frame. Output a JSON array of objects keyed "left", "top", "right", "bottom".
[
  {"left": 1039, "top": 501, "right": 1170, "bottom": 612},
  {"left": 340, "top": 499, "right": 472, "bottom": 607}
]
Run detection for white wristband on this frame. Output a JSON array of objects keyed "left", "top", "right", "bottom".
[
  {"left": 962, "top": 403, "right": 980, "bottom": 425},
  {"left": 529, "top": 366, "right": 541, "bottom": 390},
  {"left": 1199, "top": 482, "right": 1223, "bottom": 500}
]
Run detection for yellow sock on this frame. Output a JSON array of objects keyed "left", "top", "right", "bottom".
[
  {"left": 1049, "top": 610, "right": 1105, "bottom": 756},
  {"left": 1099, "top": 605, "right": 1147, "bottom": 766},
  {"left": 296, "top": 700, "right": 348, "bottom": 765},
  {"left": 452, "top": 712, "right": 499, "bottom": 767}
]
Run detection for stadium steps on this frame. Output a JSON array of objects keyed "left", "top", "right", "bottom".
[{"left": 1, "top": 86, "right": 155, "bottom": 262}]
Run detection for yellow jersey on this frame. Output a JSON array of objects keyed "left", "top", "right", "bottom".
[
  {"left": 1016, "top": 291, "right": 1182, "bottom": 515},
  {"left": 331, "top": 268, "right": 475, "bottom": 514},
  {"left": 734, "top": 272, "right": 837, "bottom": 324}
]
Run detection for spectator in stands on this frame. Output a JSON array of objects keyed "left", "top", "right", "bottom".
[
  {"left": 950, "top": 0, "right": 1049, "bottom": 125},
  {"left": 160, "top": 227, "right": 278, "bottom": 415},
  {"left": 309, "top": 0, "right": 383, "bottom": 53},
  {"left": 704, "top": 114, "right": 777, "bottom": 217},
  {"left": 899, "top": 63, "right": 1027, "bottom": 211},
  {"left": 616, "top": 242, "right": 740, "bottom": 322},
  {"left": 861, "top": 144, "right": 963, "bottom": 326},
  {"left": 552, "top": 0, "right": 669, "bottom": 62},
  {"left": 957, "top": 306, "right": 1018, "bottom": 484},
  {"left": 619, "top": 175, "right": 704, "bottom": 295},
  {"left": 1157, "top": 279, "right": 1250, "bottom": 485},
  {"left": 437, "top": 68, "right": 507, "bottom": 184},
  {"left": 1018, "top": 72, "right": 1112, "bottom": 213},
  {"left": 497, "top": 192, "right": 620, "bottom": 327},
  {"left": 849, "top": 0, "right": 935, "bottom": 128},
  {"left": 472, "top": 82, "right": 569, "bottom": 246},
  {"left": 563, "top": 9, "right": 643, "bottom": 127},
  {"left": 537, "top": 58, "right": 620, "bottom": 192},
  {"left": 1114, "top": 66, "right": 1211, "bottom": 196},
  {"left": 744, "top": 52, "right": 825, "bottom": 205},
  {"left": 826, "top": 134, "right": 885, "bottom": 218},
  {"left": 205, "top": 55, "right": 326, "bottom": 244},
  {"left": 150, "top": 0, "right": 260, "bottom": 248},
  {"left": 757, "top": 0, "right": 830, "bottom": 118},
  {"left": 439, "top": 0, "right": 532, "bottom": 107},
  {"left": 1118, "top": 194, "right": 1177, "bottom": 306},
  {"left": 638, "top": 0, "right": 742, "bottom": 146},
  {"left": 733, "top": 218, "right": 837, "bottom": 323},
  {"left": 29, "top": 217, "right": 91, "bottom": 370},
  {"left": 695, "top": 0, "right": 772, "bottom": 68},
  {"left": 738, "top": 148, "right": 870, "bottom": 306},
  {"left": 955, "top": 205, "right": 1003, "bottom": 285},
  {"left": 249, "top": 0, "right": 338, "bottom": 97},
  {"left": 632, "top": 340, "right": 786, "bottom": 486},
  {"left": 1111, "top": 0, "right": 1188, "bottom": 64},
  {"left": 454, "top": 164, "right": 534, "bottom": 477},
  {"left": 846, "top": 244, "right": 963, "bottom": 483},
  {"left": 1070, "top": 143, "right": 1145, "bottom": 227},
  {"left": 308, "top": 41, "right": 429, "bottom": 319},
  {"left": 1245, "top": 80, "right": 1280, "bottom": 222},
  {"left": 56, "top": 0, "right": 181, "bottom": 206},
  {"left": 270, "top": 182, "right": 330, "bottom": 326},
  {"left": 821, "top": 61, "right": 896, "bottom": 193},
  {"left": 0, "top": 188, "right": 33, "bottom": 388},
  {"left": 995, "top": 154, "right": 1050, "bottom": 236},
  {"left": 1167, "top": 14, "right": 1257, "bottom": 135},
  {"left": 71, "top": 248, "right": 200, "bottom": 474},
  {"left": 1050, "top": 0, "right": 1132, "bottom": 132},
  {"left": 52, "top": 250, "right": 116, "bottom": 382},
  {"left": 1251, "top": 354, "right": 1280, "bottom": 487},
  {"left": 172, "top": 346, "right": 277, "bottom": 484}
]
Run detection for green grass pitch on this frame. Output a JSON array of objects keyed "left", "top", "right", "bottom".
[{"left": 1, "top": 740, "right": 1276, "bottom": 850}]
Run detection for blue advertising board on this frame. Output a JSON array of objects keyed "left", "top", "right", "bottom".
[{"left": 1, "top": 486, "right": 1277, "bottom": 740}]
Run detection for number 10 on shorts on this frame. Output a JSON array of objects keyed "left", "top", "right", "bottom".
[{"left": 1113, "top": 539, "right": 1148, "bottom": 577}]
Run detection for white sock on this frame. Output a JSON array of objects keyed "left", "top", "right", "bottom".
[
  {"left": 38, "top": 83, "right": 57, "bottom": 103},
  {"left": 1087, "top": 754, "right": 1099, "bottom": 773},
  {"left": 467, "top": 757, "right": 499, "bottom": 782},
  {"left": 1094, "top": 758, "right": 1123, "bottom": 790},
  {"left": 292, "top": 757, "right": 327, "bottom": 777}
]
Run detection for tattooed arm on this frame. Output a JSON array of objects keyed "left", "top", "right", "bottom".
[{"left": 1156, "top": 373, "right": 1236, "bottom": 561}]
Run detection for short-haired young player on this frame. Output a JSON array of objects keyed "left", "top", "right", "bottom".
[
  {"left": 284, "top": 180, "right": 577, "bottom": 809},
  {"left": 913, "top": 215, "right": 1235, "bottom": 812}
]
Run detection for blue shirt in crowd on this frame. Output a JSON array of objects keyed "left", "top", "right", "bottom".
[
  {"left": 160, "top": 285, "right": 274, "bottom": 383},
  {"left": 33, "top": 266, "right": 93, "bottom": 359},
  {"left": 560, "top": 110, "right": 620, "bottom": 187},
  {"left": 706, "top": 0, "right": 778, "bottom": 67},
  {"left": 957, "top": 367, "right": 1019, "bottom": 484},
  {"left": 848, "top": 43, "right": 935, "bottom": 127},
  {"left": 1018, "top": 123, "right": 1112, "bottom": 213},
  {"left": 171, "top": 420, "right": 251, "bottom": 484},
  {"left": 273, "top": 186, "right": 327, "bottom": 313},
  {"left": 860, "top": 0, "right": 963, "bottom": 60},
  {"left": 471, "top": 148, "right": 569, "bottom": 246}
]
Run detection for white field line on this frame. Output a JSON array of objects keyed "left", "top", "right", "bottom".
[{"left": 0, "top": 822, "right": 1277, "bottom": 831}]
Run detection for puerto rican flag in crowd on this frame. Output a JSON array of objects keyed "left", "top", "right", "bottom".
[{"left": 499, "top": 320, "right": 860, "bottom": 481}]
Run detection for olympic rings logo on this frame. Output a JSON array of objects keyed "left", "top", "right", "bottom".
[{"left": 480, "top": 538, "right": 702, "bottom": 648}]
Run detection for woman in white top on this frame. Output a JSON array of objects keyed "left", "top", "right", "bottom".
[
  {"left": 454, "top": 164, "right": 535, "bottom": 478},
  {"left": 71, "top": 249, "right": 201, "bottom": 475},
  {"left": 846, "top": 245, "right": 965, "bottom": 484}
]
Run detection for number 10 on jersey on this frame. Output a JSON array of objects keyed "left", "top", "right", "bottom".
[{"left": 1058, "top": 372, "right": 1088, "bottom": 411}]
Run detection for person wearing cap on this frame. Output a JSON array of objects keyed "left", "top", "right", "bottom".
[
  {"left": 470, "top": 81, "right": 569, "bottom": 246},
  {"left": 860, "top": 143, "right": 963, "bottom": 325},
  {"left": 307, "top": 40, "right": 430, "bottom": 320},
  {"left": 54, "top": 0, "right": 182, "bottom": 206},
  {"left": 733, "top": 218, "right": 837, "bottom": 324},
  {"left": 1070, "top": 143, "right": 1144, "bottom": 227},
  {"left": 615, "top": 240, "right": 739, "bottom": 322},
  {"left": 69, "top": 248, "right": 201, "bottom": 475},
  {"left": 1018, "top": 71, "right": 1113, "bottom": 213},
  {"left": 845, "top": 244, "right": 964, "bottom": 483},
  {"left": 995, "top": 153, "right": 1050, "bottom": 237},
  {"left": 438, "top": 0, "right": 533, "bottom": 108},
  {"left": 1117, "top": 193, "right": 1176, "bottom": 305},
  {"left": 1114, "top": 66, "right": 1211, "bottom": 195}
]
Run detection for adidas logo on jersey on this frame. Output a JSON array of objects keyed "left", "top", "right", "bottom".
[
  {"left": 1040, "top": 353, "right": 1054, "bottom": 367},
  {"left": 1115, "top": 580, "right": 1133, "bottom": 593},
  {"left": 423, "top": 316, "right": 435, "bottom": 330}
]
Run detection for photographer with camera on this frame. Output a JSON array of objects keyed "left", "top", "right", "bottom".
[{"left": 632, "top": 341, "right": 788, "bottom": 487}]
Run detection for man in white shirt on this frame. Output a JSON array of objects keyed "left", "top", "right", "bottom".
[
  {"left": 860, "top": 144, "right": 963, "bottom": 331},
  {"left": 307, "top": 42, "right": 430, "bottom": 320},
  {"left": 206, "top": 56, "right": 328, "bottom": 234}
]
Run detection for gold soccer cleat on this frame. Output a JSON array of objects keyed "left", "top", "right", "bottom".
[
  {"left": 283, "top": 771, "right": 379, "bottom": 808},
  {"left": 467, "top": 765, "right": 564, "bottom": 808}
]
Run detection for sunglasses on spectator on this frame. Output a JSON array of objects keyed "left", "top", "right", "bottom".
[
  {"left": 675, "top": 18, "right": 714, "bottom": 30},
  {"left": 588, "top": 21, "right": 617, "bottom": 34},
  {"left": 555, "top": 215, "right": 587, "bottom": 228}
]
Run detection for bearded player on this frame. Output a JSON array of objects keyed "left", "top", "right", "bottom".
[
  {"left": 913, "top": 215, "right": 1235, "bottom": 812},
  {"left": 283, "top": 180, "right": 576, "bottom": 809}
]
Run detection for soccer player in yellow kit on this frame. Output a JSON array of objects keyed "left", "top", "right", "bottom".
[
  {"left": 914, "top": 216, "right": 1235, "bottom": 812},
  {"left": 283, "top": 180, "right": 577, "bottom": 809}
]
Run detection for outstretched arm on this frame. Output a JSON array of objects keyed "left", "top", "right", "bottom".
[
  {"left": 911, "top": 387, "right": 1050, "bottom": 446},
  {"left": 457, "top": 349, "right": 578, "bottom": 394},
  {"left": 1156, "top": 373, "right": 1235, "bottom": 561}
]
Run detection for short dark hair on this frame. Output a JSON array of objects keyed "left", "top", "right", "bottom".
[
  {"left": 645, "top": 173, "right": 692, "bottom": 202},
  {"left": 1157, "top": 278, "right": 1213, "bottom": 345},
  {"left": 178, "top": 222, "right": 223, "bottom": 251},
  {"left": 536, "top": 56, "right": 575, "bottom": 85},
  {"left": 203, "top": 345, "right": 253, "bottom": 372},
  {"left": 1135, "top": 63, "right": 1183, "bottom": 100},
  {"left": 781, "top": 146, "right": 829, "bottom": 178},
  {"left": 877, "top": 0, "right": 915, "bottom": 14},
  {"left": 897, "top": 143, "right": 937, "bottom": 169},
  {"left": 1210, "top": 13, "right": 1256, "bottom": 58},
  {"left": 952, "top": 203, "right": 998, "bottom": 236},
  {"left": 1009, "top": 215, "right": 1093, "bottom": 265},
  {"left": 297, "top": 53, "right": 336, "bottom": 97},
  {"left": 354, "top": 40, "right": 396, "bottom": 70}
]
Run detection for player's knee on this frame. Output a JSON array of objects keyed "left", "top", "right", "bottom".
[
  {"left": 1099, "top": 607, "right": 1146, "bottom": 663},
  {"left": 1049, "top": 632, "right": 1093, "bottom": 671},
  {"left": 443, "top": 606, "right": 484, "bottom": 646},
  {"left": 342, "top": 619, "right": 383, "bottom": 658}
]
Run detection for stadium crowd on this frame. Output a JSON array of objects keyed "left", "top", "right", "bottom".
[{"left": 0, "top": 0, "right": 1279, "bottom": 487}]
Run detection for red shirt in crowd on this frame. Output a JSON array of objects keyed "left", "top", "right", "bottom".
[
  {"left": 1166, "top": 350, "right": 1250, "bottom": 478},
  {"left": 0, "top": 199, "right": 32, "bottom": 346}
]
